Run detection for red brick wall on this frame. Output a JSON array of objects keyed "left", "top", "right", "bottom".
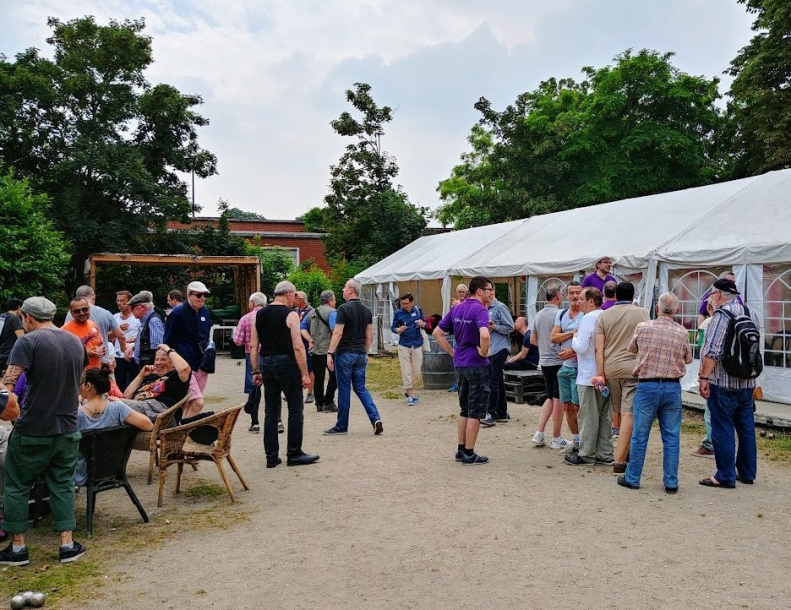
[{"left": 166, "top": 218, "right": 330, "bottom": 274}]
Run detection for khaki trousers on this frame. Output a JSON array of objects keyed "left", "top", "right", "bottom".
[{"left": 398, "top": 345, "right": 423, "bottom": 391}]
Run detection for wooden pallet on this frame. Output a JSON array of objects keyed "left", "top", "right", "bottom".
[{"left": 504, "top": 370, "right": 544, "bottom": 404}]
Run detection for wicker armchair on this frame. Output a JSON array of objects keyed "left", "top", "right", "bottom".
[
  {"left": 132, "top": 393, "right": 190, "bottom": 485},
  {"left": 157, "top": 403, "right": 249, "bottom": 507}
]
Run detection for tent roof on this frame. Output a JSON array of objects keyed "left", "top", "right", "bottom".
[{"left": 356, "top": 169, "right": 791, "bottom": 284}]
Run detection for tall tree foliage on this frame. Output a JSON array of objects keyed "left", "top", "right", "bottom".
[
  {"left": 0, "top": 16, "right": 217, "bottom": 289},
  {"left": 323, "top": 83, "right": 426, "bottom": 266},
  {"left": 727, "top": 0, "right": 791, "bottom": 175},
  {"left": 0, "top": 169, "right": 70, "bottom": 302},
  {"left": 438, "top": 50, "right": 726, "bottom": 228}
]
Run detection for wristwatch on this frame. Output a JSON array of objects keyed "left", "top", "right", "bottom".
[
  {"left": 327, "top": 352, "right": 335, "bottom": 356},
  {"left": 166, "top": 348, "right": 174, "bottom": 356}
]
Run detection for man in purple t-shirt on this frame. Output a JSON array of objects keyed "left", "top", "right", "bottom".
[
  {"left": 433, "top": 276, "right": 493, "bottom": 465},
  {"left": 582, "top": 257, "right": 617, "bottom": 293}
]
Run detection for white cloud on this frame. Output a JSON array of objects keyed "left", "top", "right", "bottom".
[{"left": 0, "top": 0, "right": 756, "bottom": 218}]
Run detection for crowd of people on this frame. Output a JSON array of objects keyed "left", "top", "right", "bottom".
[
  {"left": 430, "top": 264, "right": 761, "bottom": 498},
  {"left": 0, "top": 261, "right": 764, "bottom": 568}
]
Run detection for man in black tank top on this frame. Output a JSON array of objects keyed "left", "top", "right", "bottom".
[{"left": 250, "top": 281, "right": 319, "bottom": 467}]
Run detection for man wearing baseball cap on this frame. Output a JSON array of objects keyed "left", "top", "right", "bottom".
[
  {"left": 0, "top": 297, "right": 89, "bottom": 566},
  {"left": 164, "top": 282, "right": 213, "bottom": 403}
]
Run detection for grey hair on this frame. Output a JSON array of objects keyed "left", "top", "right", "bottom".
[
  {"left": 319, "top": 290, "right": 335, "bottom": 305},
  {"left": 545, "top": 284, "right": 561, "bottom": 302},
  {"left": 274, "top": 281, "right": 296, "bottom": 296},
  {"left": 142, "top": 302, "right": 154, "bottom": 311},
  {"left": 658, "top": 292, "right": 679, "bottom": 315},
  {"left": 75, "top": 285, "right": 95, "bottom": 298},
  {"left": 249, "top": 292, "right": 267, "bottom": 306},
  {"left": 346, "top": 278, "right": 362, "bottom": 297},
  {"left": 295, "top": 291, "right": 307, "bottom": 301},
  {"left": 142, "top": 290, "right": 154, "bottom": 300}
]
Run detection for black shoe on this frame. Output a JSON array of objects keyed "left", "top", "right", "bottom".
[
  {"left": 287, "top": 453, "right": 320, "bottom": 466},
  {"left": 59, "top": 540, "right": 86, "bottom": 564},
  {"left": 564, "top": 454, "right": 592, "bottom": 466},
  {"left": 316, "top": 405, "right": 323, "bottom": 412},
  {"left": 736, "top": 475, "right": 754, "bottom": 485},
  {"left": 495, "top": 414, "right": 509, "bottom": 422},
  {"left": 373, "top": 420, "right": 383, "bottom": 435},
  {"left": 323, "top": 426, "right": 347, "bottom": 436},
  {"left": 665, "top": 486, "right": 679, "bottom": 494},
  {"left": 461, "top": 452, "right": 489, "bottom": 465},
  {"left": 324, "top": 402, "right": 338, "bottom": 413},
  {"left": 266, "top": 457, "right": 282, "bottom": 469},
  {"left": 455, "top": 450, "right": 463, "bottom": 461},
  {"left": 0, "top": 543, "right": 29, "bottom": 566},
  {"left": 617, "top": 476, "right": 639, "bottom": 490}
]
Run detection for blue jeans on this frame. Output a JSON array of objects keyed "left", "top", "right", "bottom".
[
  {"left": 244, "top": 354, "right": 262, "bottom": 425},
  {"left": 708, "top": 385, "right": 756, "bottom": 485},
  {"left": 702, "top": 405, "right": 713, "bottom": 450},
  {"left": 334, "top": 352, "right": 381, "bottom": 431},
  {"left": 625, "top": 381, "right": 682, "bottom": 489}
]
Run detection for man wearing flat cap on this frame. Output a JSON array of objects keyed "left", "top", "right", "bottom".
[
  {"left": 697, "top": 278, "right": 761, "bottom": 489},
  {"left": 126, "top": 292, "right": 166, "bottom": 368},
  {"left": 1, "top": 297, "right": 89, "bottom": 566}
]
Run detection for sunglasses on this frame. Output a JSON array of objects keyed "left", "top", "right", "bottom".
[
  {"left": 190, "top": 292, "right": 208, "bottom": 298},
  {"left": 71, "top": 307, "right": 90, "bottom": 314}
]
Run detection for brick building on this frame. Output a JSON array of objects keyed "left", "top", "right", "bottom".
[{"left": 167, "top": 218, "right": 330, "bottom": 273}]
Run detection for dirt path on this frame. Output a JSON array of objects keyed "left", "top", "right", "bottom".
[{"left": 78, "top": 358, "right": 791, "bottom": 610}]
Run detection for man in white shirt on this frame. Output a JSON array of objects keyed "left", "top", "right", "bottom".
[
  {"left": 113, "top": 290, "right": 141, "bottom": 391},
  {"left": 566, "top": 288, "right": 613, "bottom": 466}
]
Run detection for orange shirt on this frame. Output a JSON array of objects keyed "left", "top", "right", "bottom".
[{"left": 62, "top": 319, "right": 104, "bottom": 369}]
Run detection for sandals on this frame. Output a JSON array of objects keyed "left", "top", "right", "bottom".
[{"left": 699, "top": 477, "right": 735, "bottom": 489}]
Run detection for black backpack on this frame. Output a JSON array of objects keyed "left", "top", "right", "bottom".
[{"left": 718, "top": 305, "right": 763, "bottom": 379}]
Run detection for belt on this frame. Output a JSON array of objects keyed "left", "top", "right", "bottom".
[{"left": 638, "top": 377, "right": 680, "bottom": 383}]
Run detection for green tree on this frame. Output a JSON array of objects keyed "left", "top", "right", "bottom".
[
  {"left": 438, "top": 50, "right": 726, "bottom": 228},
  {"left": 0, "top": 16, "right": 217, "bottom": 290},
  {"left": 244, "top": 239, "right": 295, "bottom": 297},
  {"left": 299, "top": 206, "right": 327, "bottom": 233},
  {"left": 727, "top": 0, "right": 791, "bottom": 175},
  {"left": 287, "top": 263, "right": 332, "bottom": 307},
  {"left": 0, "top": 169, "right": 70, "bottom": 301},
  {"left": 225, "top": 207, "right": 266, "bottom": 220},
  {"left": 323, "top": 83, "right": 427, "bottom": 266}
]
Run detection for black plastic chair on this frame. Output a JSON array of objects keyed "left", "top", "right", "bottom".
[{"left": 79, "top": 425, "right": 149, "bottom": 536}]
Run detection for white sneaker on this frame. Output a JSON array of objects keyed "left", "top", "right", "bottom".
[
  {"left": 531, "top": 432, "right": 546, "bottom": 447},
  {"left": 549, "top": 436, "right": 571, "bottom": 450}
]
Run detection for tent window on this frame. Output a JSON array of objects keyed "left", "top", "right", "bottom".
[
  {"left": 763, "top": 265, "right": 791, "bottom": 368},
  {"left": 669, "top": 268, "right": 727, "bottom": 358},
  {"left": 536, "top": 276, "right": 574, "bottom": 312}
]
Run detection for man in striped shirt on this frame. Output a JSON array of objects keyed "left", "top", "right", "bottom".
[
  {"left": 615, "top": 293, "right": 691, "bottom": 494},
  {"left": 697, "top": 278, "right": 760, "bottom": 488}
]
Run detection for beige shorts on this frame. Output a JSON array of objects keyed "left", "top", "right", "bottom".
[{"left": 610, "top": 377, "right": 637, "bottom": 414}]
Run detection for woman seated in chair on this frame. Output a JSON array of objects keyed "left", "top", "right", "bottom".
[
  {"left": 76, "top": 366, "right": 153, "bottom": 486},
  {"left": 121, "top": 343, "right": 194, "bottom": 420}
]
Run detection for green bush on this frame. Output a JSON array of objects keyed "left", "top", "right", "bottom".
[{"left": 288, "top": 264, "right": 332, "bottom": 307}]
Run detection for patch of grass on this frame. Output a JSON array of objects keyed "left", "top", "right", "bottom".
[
  {"left": 185, "top": 483, "right": 226, "bottom": 499},
  {"left": 201, "top": 395, "right": 226, "bottom": 405},
  {"left": 382, "top": 391, "right": 402, "bottom": 400},
  {"left": 367, "top": 353, "right": 404, "bottom": 397},
  {"left": 681, "top": 420, "right": 705, "bottom": 435},
  {"left": 757, "top": 434, "right": 791, "bottom": 462},
  {"left": 0, "top": 488, "right": 252, "bottom": 607}
]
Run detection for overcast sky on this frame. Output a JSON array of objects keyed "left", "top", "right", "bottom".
[{"left": 0, "top": 1, "right": 756, "bottom": 221}]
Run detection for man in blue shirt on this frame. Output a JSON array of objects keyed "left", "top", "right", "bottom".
[
  {"left": 504, "top": 317, "right": 539, "bottom": 371},
  {"left": 164, "top": 281, "right": 212, "bottom": 398},
  {"left": 481, "top": 296, "right": 514, "bottom": 426},
  {"left": 391, "top": 293, "right": 427, "bottom": 406}
]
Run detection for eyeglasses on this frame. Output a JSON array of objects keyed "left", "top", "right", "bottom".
[
  {"left": 482, "top": 287, "right": 494, "bottom": 292},
  {"left": 71, "top": 307, "right": 90, "bottom": 314},
  {"left": 190, "top": 292, "right": 208, "bottom": 298}
]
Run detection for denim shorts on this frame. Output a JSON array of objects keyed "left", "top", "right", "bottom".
[
  {"left": 557, "top": 365, "right": 579, "bottom": 405},
  {"left": 457, "top": 366, "right": 491, "bottom": 420}
]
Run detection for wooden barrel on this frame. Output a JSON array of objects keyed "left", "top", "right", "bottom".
[{"left": 422, "top": 336, "right": 455, "bottom": 390}]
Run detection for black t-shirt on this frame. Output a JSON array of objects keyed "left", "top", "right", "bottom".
[
  {"left": 9, "top": 328, "right": 88, "bottom": 436},
  {"left": 256, "top": 305, "right": 295, "bottom": 360},
  {"left": 134, "top": 369, "right": 190, "bottom": 407},
  {"left": 336, "top": 299, "right": 372, "bottom": 355},
  {"left": 0, "top": 313, "right": 23, "bottom": 361}
]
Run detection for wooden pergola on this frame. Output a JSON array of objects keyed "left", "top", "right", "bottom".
[{"left": 87, "top": 253, "right": 262, "bottom": 309}]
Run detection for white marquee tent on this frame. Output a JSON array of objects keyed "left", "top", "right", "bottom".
[{"left": 356, "top": 168, "right": 791, "bottom": 403}]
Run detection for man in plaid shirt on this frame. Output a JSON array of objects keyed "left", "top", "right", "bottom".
[
  {"left": 613, "top": 292, "right": 691, "bottom": 494},
  {"left": 697, "top": 278, "right": 760, "bottom": 488},
  {"left": 233, "top": 293, "right": 269, "bottom": 432}
]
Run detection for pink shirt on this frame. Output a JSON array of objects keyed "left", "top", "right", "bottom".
[{"left": 232, "top": 307, "right": 263, "bottom": 353}]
